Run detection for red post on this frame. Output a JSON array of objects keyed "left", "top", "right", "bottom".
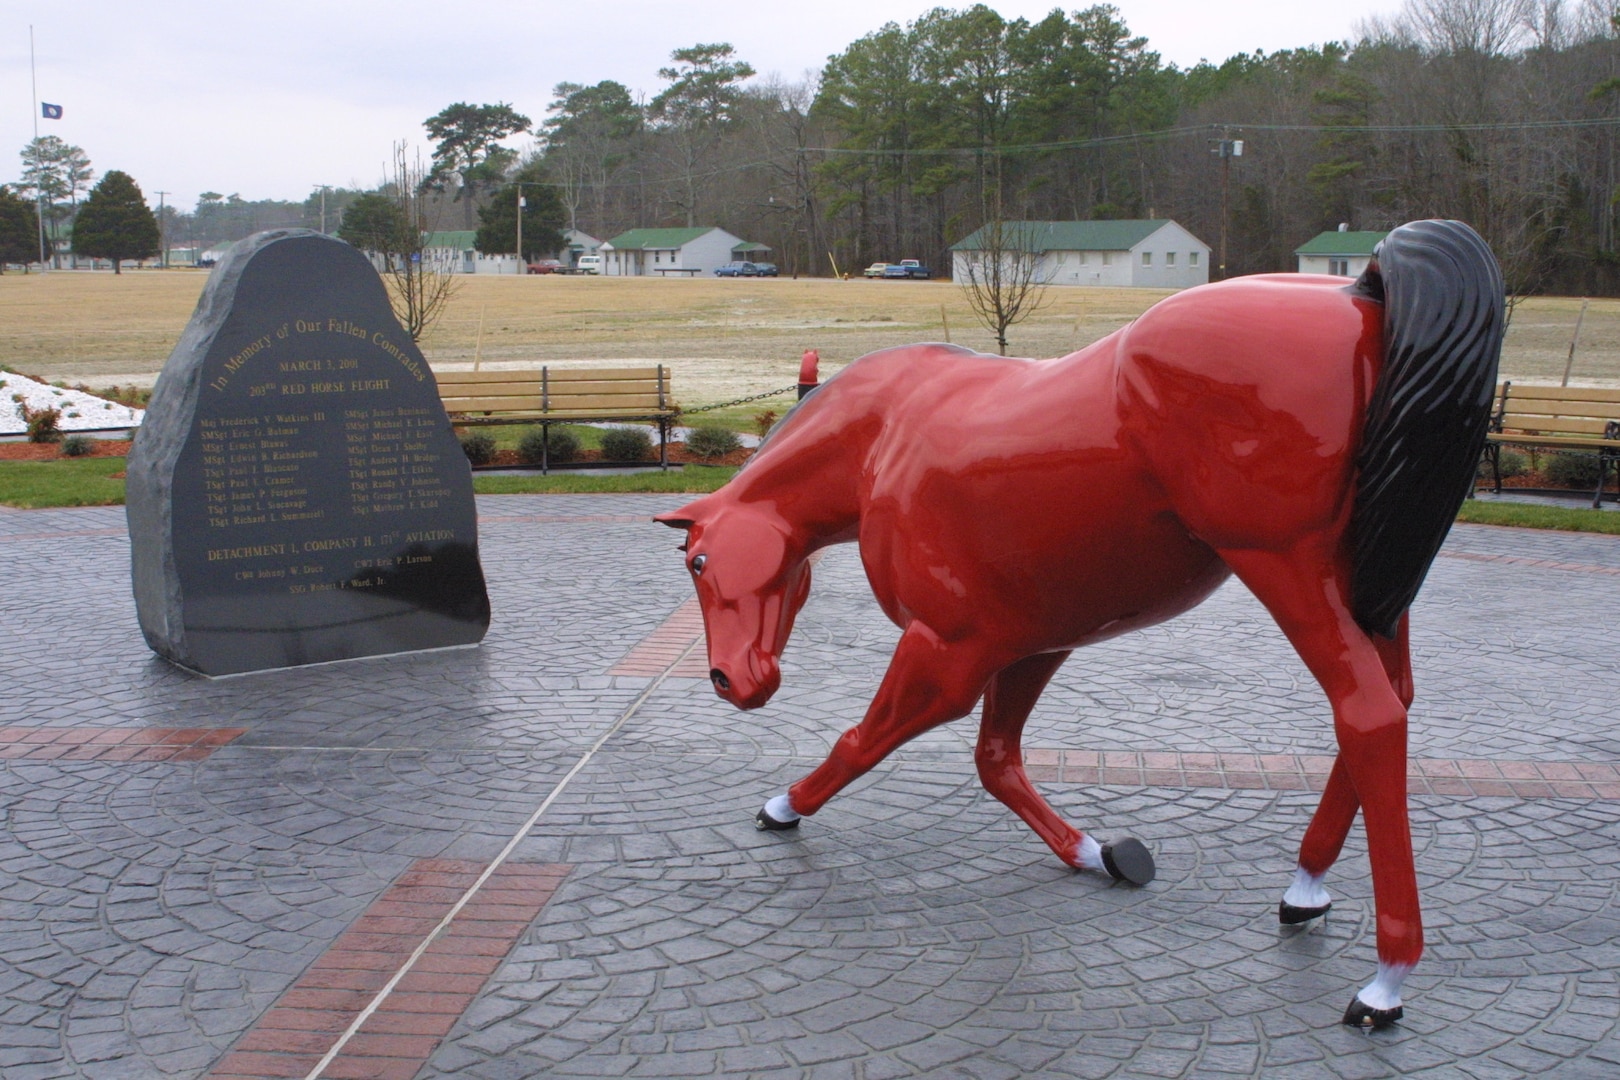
[{"left": 798, "top": 350, "right": 820, "bottom": 400}]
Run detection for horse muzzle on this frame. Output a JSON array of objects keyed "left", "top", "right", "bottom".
[{"left": 709, "top": 652, "right": 780, "bottom": 710}]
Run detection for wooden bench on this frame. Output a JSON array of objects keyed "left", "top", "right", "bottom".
[
  {"left": 1483, "top": 381, "right": 1620, "bottom": 508},
  {"left": 436, "top": 365, "right": 677, "bottom": 473}
]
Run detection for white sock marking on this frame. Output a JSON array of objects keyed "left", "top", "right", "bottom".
[
  {"left": 1357, "top": 961, "right": 1412, "bottom": 1012},
  {"left": 1283, "top": 866, "right": 1331, "bottom": 910},
  {"left": 1076, "top": 834, "right": 1104, "bottom": 872},
  {"left": 764, "top": 793, "right": 799, "bottom": 823}
]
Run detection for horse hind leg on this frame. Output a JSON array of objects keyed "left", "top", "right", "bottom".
[
  {"left": 1219, "top": 544, "right": 1419, "bottom": 1029},
  {"left": 975, "top": 651, "right": 1154, "bottom": 885}
]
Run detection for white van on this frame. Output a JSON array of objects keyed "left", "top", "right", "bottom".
[{"left": 575, "top": 255, "right": 602, "bottom": 275}]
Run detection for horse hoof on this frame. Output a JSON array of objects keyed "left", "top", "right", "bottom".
[
  {"left": 754, "top": 806, "right": 800, "bottom": 831},
  {"left": 1101, "top": 838, "right": 1155, "bottom": 885},
  {"left": 1279, "top": 900, "right": 1331, "bottom": 925},
  {"left": 1342, "top": 998, "right": 1403, "bottom": 1029}
]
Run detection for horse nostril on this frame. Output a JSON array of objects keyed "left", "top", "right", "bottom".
[{"left": 710, "top": 669, "right": 731, "bottom": 691}]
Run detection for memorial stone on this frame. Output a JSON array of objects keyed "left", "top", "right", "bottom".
[{"left": 127, "top": 229, "right": 490, "bottom": 675}]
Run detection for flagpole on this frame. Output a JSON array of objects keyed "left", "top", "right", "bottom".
[{"left": 29, "top": 25, "right": 47, "bottom": 271}]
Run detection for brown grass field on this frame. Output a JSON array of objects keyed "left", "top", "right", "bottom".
[{"left": 2, "top": 269, "right": 1617, "bottom": 407}]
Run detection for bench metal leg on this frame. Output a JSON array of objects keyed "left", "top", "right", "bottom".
[
  {"left": 541, "top": 421, "right": 549, "bottom": 476},
  {"left": 659, "top": 420, "right": 670, "bottom": 472},
  {"left": 1597, "top": 453, "right": 1615, "bottom": 510}
]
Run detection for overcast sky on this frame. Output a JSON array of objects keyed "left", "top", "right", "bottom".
[{"left": 4, "top": 0, "right": 1400, "bottom": 212}]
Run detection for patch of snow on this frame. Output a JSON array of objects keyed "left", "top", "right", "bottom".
[{"left": 0, "top": 371, "right": 143, "bottom": 435}]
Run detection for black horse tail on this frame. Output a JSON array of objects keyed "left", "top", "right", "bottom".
[{"left": 1349, "top": 219, "right": 1505, "bottom": 639}]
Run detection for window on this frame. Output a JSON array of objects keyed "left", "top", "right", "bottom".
[
  {"left": 1142, "top": 251, "right": 1153, "bottom": 266},
  {"left": 1078, "top": 251, "right": 1088, "bottom": 265},
  {"left": 1165, "top": 252, "right": 1176, "bottom": 267},
  {"left": 1329, "top": 258, "right": 1349, "bottom": 276},
  {"left": 1102, "top": 252, "right": 1113, "bottom": 266},
  {"left": 1189, "top": 251, "right": 1200, "bottom": 267}
]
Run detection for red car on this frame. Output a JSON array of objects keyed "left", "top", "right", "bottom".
[{"left": 526, "top": 260, "right": 563, "bottom": 274}]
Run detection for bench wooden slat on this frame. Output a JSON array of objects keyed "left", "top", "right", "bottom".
[
  {"left": 1503, "top": 384, "right": 1620, "bottom": 404},
  {"left": 438, "top": 365, "right": 665, "bottom": 383},
  {"left": 1486, "top": 432, "right": 1620, "bottom": 448},
  {"left": 444, "top": 393, "right": 672, "bottom": 413},
  {"left": 1497, "top": 414, "right": 1618, "bottom": 436}
]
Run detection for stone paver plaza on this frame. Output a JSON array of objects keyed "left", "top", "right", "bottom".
[{"left": 2, "top": 494, "right": 1619, "bottom": 1078}]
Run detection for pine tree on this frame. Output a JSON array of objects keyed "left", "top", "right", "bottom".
[
  {"left": 72, "top": 170, "right": 160, "bottom": 274},
  {"left": 0, "top": 188, "right": 38, "bottom": 271}
]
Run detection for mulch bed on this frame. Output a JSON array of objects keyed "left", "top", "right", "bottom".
[{"left": 0, "top": 439, "right": 133, "bottom": 461}]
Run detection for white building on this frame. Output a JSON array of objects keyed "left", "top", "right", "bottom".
[
  {"left": 1294, "top": 229, "right": 1387, "bottom": 277},
  {"left": 421, "top": 231, "right": 528, "bottom": 274},
  {"left": 561, "top": 229, "right": 601, "bottom": 269},
  {"left": 599, "top": 227, "right": 752, "bottom": 277},
  {"left": 949, "top": 219, "right": 1210, "bottom": 288}
]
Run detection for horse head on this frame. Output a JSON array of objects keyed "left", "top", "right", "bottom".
[{"left": 655, "top": 495, "right": 813, "bottom": 710}]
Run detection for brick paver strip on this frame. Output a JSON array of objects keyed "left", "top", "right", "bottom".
[
  {"left": 609, "top": 597, "right": 710, "bottom": 678},
  {"left": 619, "top": 587, "right": 1620, "bottom": 801},
  {"left": 208, "top": 859, "right": 568, "bottom": 1080},
  {"left": 1441, "top": 549, "right": 1620, "bottom": 576},
  {"left": 1024, "top": 748, "right": 1620, "bottom": 799},
  {"left": 0, "top": 725, "right": 246, "bottom": 761}
]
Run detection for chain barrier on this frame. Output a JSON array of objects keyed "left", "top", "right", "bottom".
[{"left": 675, "top": 385, "right": 800, "bottom": 417}]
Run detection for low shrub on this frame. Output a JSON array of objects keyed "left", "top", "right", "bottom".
[
  {"left": 60, "top": 435, "right": 94, "bottom": 457},
  {"left": 1479, "top": 448, "right": 1528, "bottom": 480},
  {"left": 600, "top": 426, "right": 653, "bottom": 462},
  {"left": 24, "top": 405, "right": 62, "bottom": 444},
  {"left": 459, "top": 432, "right": 497, "bottom": 465},
  {"left": 1546, "top": 451, "right": 1603, "bottom": 489},
  {"left": 517, "top": 427, "right": 579, "bottom": 465},
  {"left": 686, "top": 424, "right": 742, "bottom": 460}
]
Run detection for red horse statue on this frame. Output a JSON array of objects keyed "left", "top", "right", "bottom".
[{"left": 657, "top": 220, "right": 1503, "bottom": 1029}]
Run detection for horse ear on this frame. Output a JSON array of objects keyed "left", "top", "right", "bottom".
[{"left": 654, "top": 497, "right": 709, "bottom": 530}]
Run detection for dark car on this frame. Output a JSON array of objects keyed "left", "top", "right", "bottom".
[
  {"left": 715, "top": 261, "right": 760, "bottom": 277},
  {"left": 750, "top": 262, "right": 779, "bottom": 277}
]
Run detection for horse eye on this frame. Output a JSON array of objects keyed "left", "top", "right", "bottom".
[{"left": 691, "top": 554, "right": 707, "bottom": 575}]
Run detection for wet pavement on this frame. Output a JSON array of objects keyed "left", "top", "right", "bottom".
[{"left": 2, "top": 495, "right": 1618, "bottom": 1079}]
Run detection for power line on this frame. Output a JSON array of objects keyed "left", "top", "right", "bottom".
[{"left": 800, "top": 115, "right": 1620, "bottom": 158}]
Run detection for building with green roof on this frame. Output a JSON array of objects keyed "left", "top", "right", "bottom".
[
  {"left": 1294, "top": 229, "right": 1388, "bottom": 277},
  {"left": 600, "top": 226, "right": 756, "bottom": 277},
  {"left": 949, "top": 219, "right": 1210, "bottom": 288}
]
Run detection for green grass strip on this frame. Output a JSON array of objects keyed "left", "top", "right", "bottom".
[
  {"left": 472, "top": 467, "right": 737, "bottom": 495},
  {"left": 1456, "top": 498, "right": 1620, "bottom": 534},
  {"left": 4, "top": 458, "right": 1614, "bottom": 530},
  {"left": 0, "top": 457, "right": 130, "bottom": 508}
]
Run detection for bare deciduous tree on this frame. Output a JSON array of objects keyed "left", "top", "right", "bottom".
[
  {"left": 385, "top": 143, "right": 458, "bottom": 343},
  {"left": 957, "top": 208, "right": 1052, "bottom": 355}
]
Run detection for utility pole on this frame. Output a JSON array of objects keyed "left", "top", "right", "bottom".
[
  {"left": 516, "top": 186, "right": 525, "bottom": 272},
  {"left": 1210, "top": 132, "right": 1243, "bottom": 280},
  {"left": 318, "top": 184, "right": 331, "bottom": 232},
  {"left": 155, "top": 191, "right": 168, "bottom": 267}
]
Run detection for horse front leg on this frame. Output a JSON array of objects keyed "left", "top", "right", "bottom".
[
  {"left": 755, "top": 622, "right": 999, "bottom": 830},
  {"left": 975, "top": 651, "right": 1155, "bottom": 884},
  {"left": 1220, "top": 546, "right": 1419, "bottom": 1030},
  {"left": 1284, "top": 614, "right": 1412, "bottom": 925}
]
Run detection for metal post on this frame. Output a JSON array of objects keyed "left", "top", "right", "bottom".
[
  {"left": 516, "top": 186, "right": 524, "bottom": 273},
  {"left": 29, "top": 26, "right": 47, "bottom": 272}
]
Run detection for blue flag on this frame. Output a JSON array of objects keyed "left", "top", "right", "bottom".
[{"left": 41, "top": 103, "right": 63, "bottom": 120}]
